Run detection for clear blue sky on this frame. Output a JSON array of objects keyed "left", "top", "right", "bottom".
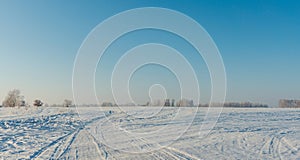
[{"left": 0, "top": 0, "right": 299, "bottom": 106}]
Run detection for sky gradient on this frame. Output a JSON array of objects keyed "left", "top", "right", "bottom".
[{"left": 1, "top": 0, "right": 300, "bottom": 107}]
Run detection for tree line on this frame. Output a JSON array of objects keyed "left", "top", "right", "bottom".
[{"left": 1, "top": 89, "right": 72, "bottom": 108}]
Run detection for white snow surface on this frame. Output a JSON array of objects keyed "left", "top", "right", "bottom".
[{"left": 0, "top": 107, "right": 299, "bottom": 160}]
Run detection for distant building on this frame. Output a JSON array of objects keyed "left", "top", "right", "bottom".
[
  {"left": 171, "top": 99, "right": 175, "bottom": 107},
  {"left": 164, "top": 99, "right": 170, "bottom": 106},
  {"left": 176, "top": 99, "right": 194, "bottom": 107},
  {"left": 279, "top": 99, "right": 300, "bottom": 108},
  {"left": 150, "top": 99, "right": 164, "bottom": 106}
]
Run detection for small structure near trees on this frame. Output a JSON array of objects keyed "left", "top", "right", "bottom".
[
  {"left": 63, "top": 99, "right": 72, "bottom": 107},
  {"left": 33, "top": 99, "right": 43, "bottom": 107}
]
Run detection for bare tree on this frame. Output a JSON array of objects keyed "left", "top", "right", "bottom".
[
  {"left": 63, "top": 99, "right": 72, "bottom": 107},
  {"left": 33, "top": 99, "right": 43, "bottom": 107},
  {"left": 2, "top": 89, "right": 24, "bottom": 107}
]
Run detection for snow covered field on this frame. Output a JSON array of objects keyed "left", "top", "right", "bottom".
[{"left": 0, "top": 107, "right": 299, "bottom": 160}]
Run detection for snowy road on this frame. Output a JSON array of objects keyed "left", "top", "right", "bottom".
[{"left": 0, "top": 107, "right": 299, "bottom": 159}]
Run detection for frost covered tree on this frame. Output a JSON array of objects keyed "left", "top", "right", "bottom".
[
  {"left": 63, "top": 99, "right": 72, "bottom": 107},
  {"left": 33, "top": 99, "right": 43, "bottom": 107},
  {"left": 2, "top": 89, "right": 24, "bottom": 107}
]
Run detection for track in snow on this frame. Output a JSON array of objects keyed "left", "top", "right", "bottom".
[{"left": 0, "top": 107, "right": 299, "bottom": 159}]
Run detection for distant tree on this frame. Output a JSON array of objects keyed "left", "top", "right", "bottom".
[
  {"left": 33, "top": 99, "right": 43, "bottom": 107},
  {"left": 2, "top": 89, "right": 24, "bottom": 107},
  {"left": 63, "top": 99, "right": 72, "bottom": 107},
  {"left": 101, "top": 102, "right": 113, "bottom": 107}
]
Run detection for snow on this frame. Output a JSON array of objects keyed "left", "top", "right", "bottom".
[{"left": 0, "top": 107, "right": 299, "bottom": 159}]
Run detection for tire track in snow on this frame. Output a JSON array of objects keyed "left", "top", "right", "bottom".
[
  {"left": 278, "top": 137, "right": 300, "bottom": 159},
  {"left": 29, "top": 129, "right": 78, "bottom": 159},
  {"left": 164, "top": 147, "right": 201, "bottom": 160},
  {"left": 134, "top": 128, "right": 199, "bottom": 158},
  {"left": 32, "top": 112, "right": 108, "bottom": 159},
  {"left": 58, "top": 113, "right": 118, "bottom": 160},
  {"left": 258, "top": 130, "right": 294, "bottom": 160},
  {"left": 82, "top": 110, "right": 201, "bottom": 159},
  {"left": 56, "top": 129, "right": 81, "bottom": 159},
  {"left": 86, "top": 130, "right": 117, "bottom": 160},
  {"left": 50, "top": 129, "right": 80, "bottom": 159}
]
